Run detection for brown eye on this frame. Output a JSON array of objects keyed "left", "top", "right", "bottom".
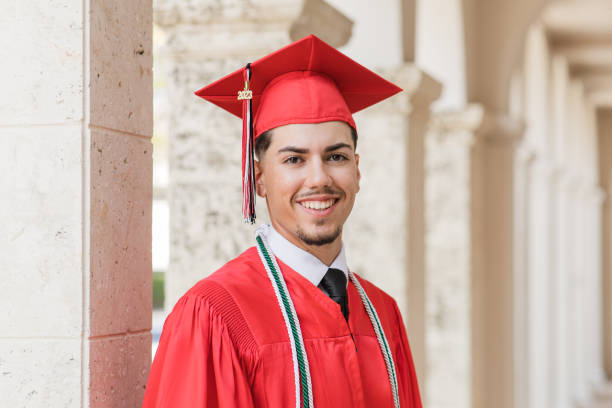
[
  {"left": 284, "top": 156, "right": 302, "bottom": 164},
  {"left": 329, "top": 153, "right": 347, "bottom": 162}
]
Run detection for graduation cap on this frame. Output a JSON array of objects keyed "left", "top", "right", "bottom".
[{"left": 195, "top": 34, "right": 402, "bottom": 224}]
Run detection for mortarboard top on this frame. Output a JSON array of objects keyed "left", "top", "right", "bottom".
[{"left": 194, "top": 34, "right": 403, "bottom": 224}]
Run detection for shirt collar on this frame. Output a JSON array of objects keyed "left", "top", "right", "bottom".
[{"left": 265, "top": 224, "right": 348, "bottom": 287}]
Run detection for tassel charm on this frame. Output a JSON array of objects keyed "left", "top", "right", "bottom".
[{"left": 240, "top": 63, "right": 256, "bottom": 224}]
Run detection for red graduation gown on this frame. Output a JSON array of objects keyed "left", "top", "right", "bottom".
[{"left": 143, "top": 247, "right": 422, "bottom": 407}]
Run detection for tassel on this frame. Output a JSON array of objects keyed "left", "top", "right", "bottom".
[{"left": 239, "top": 63, "right": 256, "bottom": 223}]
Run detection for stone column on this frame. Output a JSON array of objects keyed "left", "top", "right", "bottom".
[
  {"left": 599, "top": 109, "right": 612, "bottom": 379},
  {"left": 525, "top": 153, "right": 556, "bottom": 408},
  {"left": 569, "top": 179, "right": 589, "bottom": 404},
  {"left": 0, "top": 1, "right": 152, "bottom": 406},
  {"left": 549, "top": 54, "right": 572, "bottom": 408},
  {"left": 586, "top": 187, "right": 605, "bottom": 389},
  {"left": 423, "top": 105, "right": 482, "bottom": 408},
  {"left": 155, "top": 0, "right": 353, "bottom": 309},
  {"left": 550, "top": 168, "right": 572, "bottom": 408},
  {"left": 346, "top": 65, "right": 442, "bottom": 387},
  {"left": 470, "top": 110, "right": 525, "bottom": 408}
]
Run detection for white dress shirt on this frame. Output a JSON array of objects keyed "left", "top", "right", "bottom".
[{"left": 264, "top": 224, "right": 349, "bottom": 288}]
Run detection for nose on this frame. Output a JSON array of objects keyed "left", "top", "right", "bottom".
[{"left": 305, "top": 157, "right": 332, "bottom": 188}]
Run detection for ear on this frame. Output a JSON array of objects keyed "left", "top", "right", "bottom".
[
  {"left": 254, "top": 160, "right": 267, "bottom": 197},
  {"left": 355, "top": 153, "right": 361, "bottom": 193}
]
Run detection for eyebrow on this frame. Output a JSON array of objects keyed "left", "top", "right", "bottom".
[
  {"left": 324, "top": 142, "right": 352, "bottom": 152},
  {"left": 277, "top": 146, "right": 308, "bottom": 154},
  {"left": 277, "top": 142, "right": 353, "bottom": 155}
]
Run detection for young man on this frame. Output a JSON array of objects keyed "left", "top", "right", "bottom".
[{"left": 143, "top": 35, "right": 421, "bottom": 408}]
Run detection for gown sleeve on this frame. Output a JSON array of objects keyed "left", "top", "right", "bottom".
[
  {"left": 391, "top": 301, "right": 423, "bottom": 408},
  {"left": 143, "top": 292, "right": 256, "bottom": 408}
]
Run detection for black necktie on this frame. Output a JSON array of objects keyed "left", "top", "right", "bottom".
[{"left": 318, "top": 268, "right": 349, "bottom": 321}]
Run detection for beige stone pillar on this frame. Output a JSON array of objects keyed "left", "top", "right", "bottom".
[
  {"left": 550, "top": 167, "right": 573, "bottom": 408},
  {"left": 549, "top": 54, "right": 572, "bottom": 408},
  {"left": 569, "top": 179, "right": 590, "bottom": 404},
  {"left": 587, "top": 187, "right": 605, "bottom": 388},
  {"left": 401, "top": 0, "right": 416, "bottom": 62},
  {"left": 600, "top": 109, "right": 612, "bottom": 379},
  {"left": 345, "top": 65, "right": 441, "bottom": 386},
  {"left": 155, "top": 0, "right": 353, "bottom": 308},
  {"left": 525, "top": 153, "right": 556, "bottom": 408},
  {"left": 470, "top": 110, "right": 525, "bottom": 408},
  {"left": 423, "top": 105, "right": 482, "bottom": 408},
  {"left": 0, "top": 1, "right": 152, "bottom": 406}
]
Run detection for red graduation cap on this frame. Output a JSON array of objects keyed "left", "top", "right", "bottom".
[{"left": 194, "top": 34, "right": 402, "bottom": 224}]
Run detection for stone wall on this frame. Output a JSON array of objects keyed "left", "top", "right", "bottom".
[{"left": 0, "top": 0, "right": 152, "bottom": 406}]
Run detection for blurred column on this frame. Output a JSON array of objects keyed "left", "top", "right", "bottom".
[
  {"left": 422, "top": 105, "right": 482, "bottom": 408},
  {"left": 470, "top": 110, "right": 525, "bottom": 408},
  {"left": 521, "top": 25, "right": 553, "bottom": 408},
  {"left": 0, "top": 0, "right": 152, "bottom": 407},
  {"left": 569, "top": 178, "right": 589, "bottom": 403},
  {"left": 346, "top": 65, "right": 441, "bottom": 386},
  {"left": 600, "top": 109, "right": 612, "bottom": 379},
  {"left": 524, "top": 153, "right": 555, "bottom": 408},
  {"left": 550, "top": 167, "right": 572, "bottom": 408},
  {"left": 415, "top": 0, "right": 467, "bottom": 110},
  {"left": 566, "top": 81, "right": 605, "bottom": 404},
  {"left": 155, "top": 0, "right": 353, "bottom": 308},
  {"left": 587, "top": 186, "right": 605, "bottom": 388},
  {"left": 549, "top": 54, "right": 571, "bottom": 408}
]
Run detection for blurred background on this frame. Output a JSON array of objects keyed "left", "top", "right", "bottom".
[
  {"left": 151, "top": 1, "right": 612, "bottom": 408},
  {"left": 2, "top": 0, "right": 612, "bottom": 407}
]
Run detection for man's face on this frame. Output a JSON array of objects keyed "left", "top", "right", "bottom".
[{"left": 255, "top": 121, "right": 360, "bottom": 248}]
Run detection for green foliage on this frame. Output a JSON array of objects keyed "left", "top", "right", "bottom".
[{"left": 153, "top": 271, "right": 165, "bottom": 310}]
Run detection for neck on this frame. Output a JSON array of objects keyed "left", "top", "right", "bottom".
[{"left": 271, "top": 222, "right": 342, "bottom": 266}]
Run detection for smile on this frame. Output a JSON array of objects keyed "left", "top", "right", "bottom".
[{"left": 298, "top": 199, "right": 336, "bottom": 210}]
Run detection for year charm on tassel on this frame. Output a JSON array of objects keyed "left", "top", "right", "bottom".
[
  {"left": 238, "top": 81, "right": 253, "bottom": 100},
  {"left": 240, "top": 63, "right": 257, "bottom": 224}
]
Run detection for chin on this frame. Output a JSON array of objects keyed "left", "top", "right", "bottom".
[{"left": 296, "top": 224, "right": 342, "bottom": 246}]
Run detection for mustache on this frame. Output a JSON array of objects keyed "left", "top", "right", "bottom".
[{"left": 294, "top": 187, "right": 344, "bottom": 200}]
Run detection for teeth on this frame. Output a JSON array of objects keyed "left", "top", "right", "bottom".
[{"left": 300, "top": 199, "right": 335, "bottom": 210}]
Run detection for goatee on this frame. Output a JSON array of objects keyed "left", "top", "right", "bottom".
[{"left": 296, "top": 225, "right": 342, "bottom": 246}]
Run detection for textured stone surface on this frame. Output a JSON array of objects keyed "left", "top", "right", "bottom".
[
  {"left": 343, "top": 110, "right": 408, "bottom": 315},
  {"left": 159, "top": 9, "right": 302, "bottom": 307},
  {"left": 424, "top": 109, "right": 477, "bottom": 408},
  {"left": 289, "top": 0, "right": 353, "bottom": 47},
  {"left": 165, "top": 54, "right": 272, "bottom": 307},
  {"left": 88, "top": 1, "right": 153, "bottom": 405},
  {"left": 155, "top": 0, "right": 302, "bottom": 26},
  {"left": 350, "top": 66, "right": 440, "bottom": 385},
  {"left": 2, "top": 0, "right": 153, "bottom": 406},
  {"left": 90, "top": 333, "right": 151, "bottom": 407},
  {"left": 0, "top": 125, "right": 83, "bottom": 337},
  {"left": 91, "top": 0, "right": 153, "bottom": 136},
  {"left": 0, "top": 0, "right": 83, "bottom": 125},
  {"left": 0, "top": 339, "right": 81, "bottom": 407},
  {"left": 90, "top": 129, "right": 153, "bottom": 337}
]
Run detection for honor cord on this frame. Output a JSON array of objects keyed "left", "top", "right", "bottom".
[{"left": 255, "top": 225, "right": 400, "bottom": 408}]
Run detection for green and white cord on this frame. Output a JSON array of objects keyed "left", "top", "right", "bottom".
[
  {"left": 349, "top": 272, "right": 400, "bottom": 408},
  {"left": 255, "top": 225, "right": 400, "bottom": 408},
  {"left": 255, "top": 227, "right": 313, "bottom": 408}
]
